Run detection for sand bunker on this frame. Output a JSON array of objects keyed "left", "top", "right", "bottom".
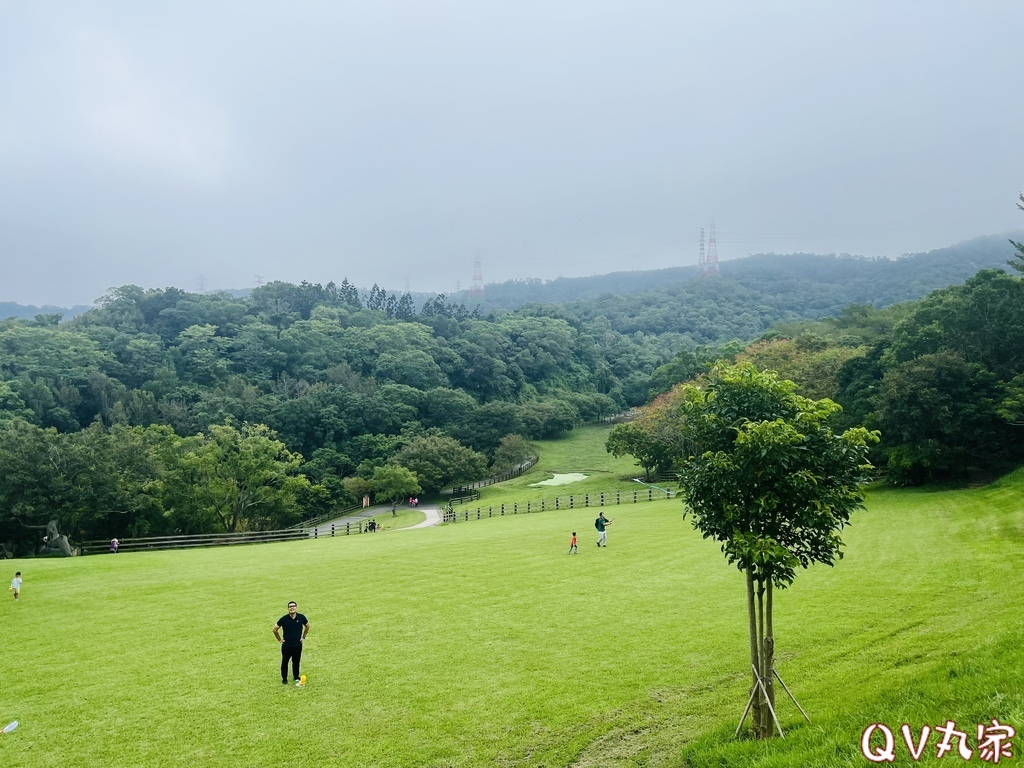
[{"left": 530, "top": 473, "right": 589, "bottom": 487}]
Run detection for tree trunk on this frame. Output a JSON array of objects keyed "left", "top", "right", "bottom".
[
  {"left": 756, "top": 576, "right": 768, "bottom": 738},
  {"left": 763, "top": 578, "right": 776, "bottom": 728},
  {"left": 745, "top": 567, "right": 763, "bottom": 738}
]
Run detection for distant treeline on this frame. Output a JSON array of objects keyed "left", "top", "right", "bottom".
[
  {"left": 463, "top": 233, "right": 1018, "bottom": 313},
  {"left": 3, "top": 232, "right": 1016, "bottom": 323},
  {"left": 0, "top": 302, "right": 94, "bottom": 322}
]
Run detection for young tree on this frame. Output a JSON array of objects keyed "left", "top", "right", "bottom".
[
  {"left": 672, "top": 363, "right": 878, "bottom": 739},
  {"left": 169, "top": 423, "right": 313, "bottom": 532},
  {"left": 370, "top": 465, "right": 421, "bottom": 514}
]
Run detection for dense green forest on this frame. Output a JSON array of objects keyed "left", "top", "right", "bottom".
[
  {"left": 0, "top": 280, "right": 671, "bottom": 553},
  {"left": 616, "top": 268, "right": 1024, "bottom": 487},
  {"left": 2, "top": 231, "right": 1023, "bottom": 555}
]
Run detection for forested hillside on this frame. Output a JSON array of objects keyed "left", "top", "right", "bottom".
[
  {"left": 619, "top": 269, "right": 1024, "bottom": 487},
  {"left": 496, "top": 234, "right": 1021, "bottom": 345},
  {"left": 3, "top": 232, "right": 1017, "bottom": 324},
  {"left": 0, "top": 280, "right": 683, "bottom": 553},
  {"left": 2, "top": 232, "right": 1023, "bottom": 554},
  {"left": 470, "top": 232, "right": 1019, "bottom": 312}
]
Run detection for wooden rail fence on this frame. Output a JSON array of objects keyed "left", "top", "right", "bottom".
[
  {"left": 440, "top": 454, "right": 539, "bottom": 496},
  {"left": 442, "top": 486, "right": 675, "bottom": 523},
  {"left": 80, "top": 513, "right": 373, "bottom": 555}
]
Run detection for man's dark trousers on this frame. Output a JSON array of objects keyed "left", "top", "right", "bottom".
[{"left": 281, "top": 644, "right": 302, "bottom": 682}]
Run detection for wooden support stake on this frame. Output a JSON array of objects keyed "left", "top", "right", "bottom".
[
  {"left": 734, "top": 683, "right": 758, "bottom": 738},
  {"left": 773, "top": 669, "right": 810, "bottom": 723},
  {"left": 753, "top": 666, "right": 785, "bottom": 737}
]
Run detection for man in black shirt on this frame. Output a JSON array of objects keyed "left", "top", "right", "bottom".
[{"left": 273, "top": 601, "right": 310, "bottom": 685}]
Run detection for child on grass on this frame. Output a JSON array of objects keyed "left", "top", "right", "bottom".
[
  {"left": 10, "top": 572, "right": 22, "bottom": 601},
  {"left": 567, "top": 532, "right": 578, "bottom": 554}
]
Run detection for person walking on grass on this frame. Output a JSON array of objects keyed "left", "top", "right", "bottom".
[
  {"left": 273, "top": 601, "right": 310, "bottom": 685},
  {"left": 9, "top": 572, "right": 21, "bottom": 601},
  {"left": 595, "top": 512, "right": 613, "bottom": 547},
  {"left": 568, "top": 532, "right": 578, "bottom": 554}
]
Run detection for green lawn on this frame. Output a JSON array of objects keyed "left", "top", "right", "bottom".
[
  {"left": 469, "top": 425, "right": 657, "bottom": 509},
  {"left": 2, "top": 454, "right": 1022, "bottom": 767}
]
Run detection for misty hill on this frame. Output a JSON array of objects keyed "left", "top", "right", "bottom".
[
  {"left": 462, "top": 232, "right": 1020, "bottom": 311},
  {"left": 0, "top": 301, "right": 94, "bottom": 322},
  {"left": 2, "top": 232, "right": 1017, "bottom": 324}
]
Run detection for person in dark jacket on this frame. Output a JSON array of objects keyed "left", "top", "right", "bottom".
[{"left": 273, "top": 601, "right": 310, "bottom": 685}]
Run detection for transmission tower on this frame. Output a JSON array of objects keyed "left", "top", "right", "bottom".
[
  {"left": 696, "top": 222, "right": 720, "bottom": 279},
  {"left": 706, "top": 220, "right": 720, "bottom": 277},
  {"left": 469, "top": 254, "right": 485, "bottom": 300}
]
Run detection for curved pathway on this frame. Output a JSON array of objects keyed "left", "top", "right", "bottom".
[
  {"left": 406, "top": 507, "right": 442, "bottom": 529},
  {"left": 309, "top": 503, "right": 442, "bottom": 537}
]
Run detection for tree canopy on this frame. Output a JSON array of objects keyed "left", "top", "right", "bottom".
[{"left": 390, "top": 435, "right": 488, "bottom": 494}]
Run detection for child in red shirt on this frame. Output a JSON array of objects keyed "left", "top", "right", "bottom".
[{"left": 567, "top": 532, "right": 578, "bottom": 554}]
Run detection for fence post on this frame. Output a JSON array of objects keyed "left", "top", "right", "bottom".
[
  {"left": 541, "top": 499, "right": 545, "bottom": 511},
  {"left": 331, "top": 524, "right": 335, "bottom": 537},
  {"left": 616, "top": 491, "right": 620, "bottom": 505},
  {"left": 514, "top": 503, "right": 518, "bottom": 514},
  {"left": 633, "top": 490, "right": 637, "bottom": 503},
  {"left": 527, "top": 501, "right": 531, "bottom": 513},
  {"left": 585, "top": 494, "right": 589, "bottom": 507},
  {"left": 346, "top": 522, "right": 350, "bottom": 535},
  {"left": 464, "top": 511, "right": 468, "bottom": 522},
  {"left": 501, "top": 504, "right": 505, "bottom": 516},
  {"left": 555, "top": 498, "right": 559, "bottom": 509},
  {"left": 600, "top": 493, "right": 605, "bottom": 506},
  {"left": 314, "top": 528, "right": 318, "bottom": 539},
  {"left": 648, "top": 489, "right": 653, "bottom": 501},
  {"left": 477, "top": 509, "right": 480, "bottom": 519},
  {"left": 570, "top": 496, "right": 574, "bottom": 508},
  {"left": 489, "top": 506, "right": 492, "bottom": 517}
]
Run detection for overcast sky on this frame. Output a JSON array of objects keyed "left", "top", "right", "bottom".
[{"left": 1, "top": 1, "right": 1023, "bottom": 306}]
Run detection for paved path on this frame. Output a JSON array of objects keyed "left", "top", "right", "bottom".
[
  {"left": 309, "top": 503, "right": 442, "bottom": 537},
  {"left": 406, "top": 507, "right": 442, "bottom": 529}
]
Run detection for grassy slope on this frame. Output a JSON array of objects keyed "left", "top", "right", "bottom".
[
  {"left": 469, "top": 425, "right": 655, "bottom": 509},
  {"left": 1, "top": 429, "right": 1021, "bottom": 768}
]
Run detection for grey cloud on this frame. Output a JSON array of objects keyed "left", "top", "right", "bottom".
[{"left": 1, "top": 1, "right": 1022, "bottom": 305}]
